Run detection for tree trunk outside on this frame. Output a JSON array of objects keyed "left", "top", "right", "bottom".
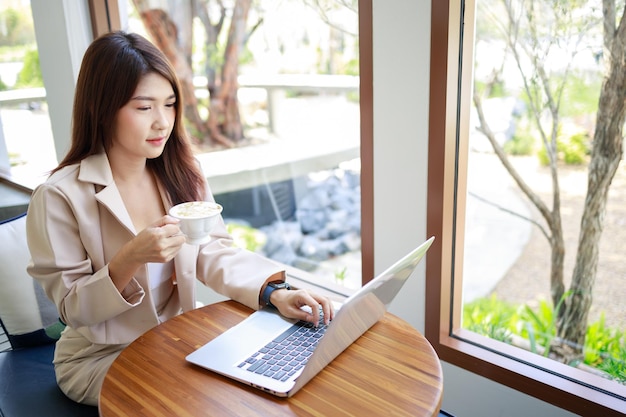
[
  {"left": 195, "top": 0, "right": 223, "bottom": 98},
  {"left": 206, "top": 0, "right": 250, "bottom": 143},
  {"left": 132, "top": 1, "right": 247, "bottom": 147},
  {"left": 138, "top": 8, "right": 212, "bottom": 143},
  {"left": 558, "top": 7, "right": 626, "bottom": 354},
  {"left": 473, "top": 92, "right": 566, "bottom": 321}
]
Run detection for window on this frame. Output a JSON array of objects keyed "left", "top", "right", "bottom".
[
  {"left": 0, "top": 0, "right": 56, "bottom": 186},
  {"left": 0, "top": 1, "right": 374, "bottom": 294},
  {"left": 426, "top": 0, "right": 626, "bottom": 414},
  {"left": 115, "top": 0, "right": 369, "bottom": 294}
]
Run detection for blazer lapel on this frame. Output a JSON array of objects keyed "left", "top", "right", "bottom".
[
  {"left": 78, "top": 152, "right": 136, "bottom": 234},
  {"left": 77, "top": 151, "right": 199, "bottom": 312}
]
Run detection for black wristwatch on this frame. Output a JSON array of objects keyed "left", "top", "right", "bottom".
[{"left": 262, "top": 281, "right": 291, "bottom": 308}]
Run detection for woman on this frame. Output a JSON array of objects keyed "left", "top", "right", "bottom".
[{"left": 26, "top": 31, "right": 333, "bottom": 406}]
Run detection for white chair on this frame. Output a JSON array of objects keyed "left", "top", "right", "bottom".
[{"left": 0, "top": 212, "right": 98, "bottom": 416}]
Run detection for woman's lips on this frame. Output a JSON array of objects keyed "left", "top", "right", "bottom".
[{"left": 147, "top": 137, "right": 165, "bottom": 146}]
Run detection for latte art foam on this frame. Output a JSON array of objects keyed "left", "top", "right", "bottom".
[{"left": 170, "top": 202, "right": 222, "bottom": 218}]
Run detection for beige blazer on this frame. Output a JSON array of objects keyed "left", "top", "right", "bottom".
[{"left": 26, "top": 152, "right": 284, "bottom": 346}]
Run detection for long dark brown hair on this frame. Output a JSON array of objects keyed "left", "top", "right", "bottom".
[{"left": 54, "top": 31, "right": 205, "bottom": 205}]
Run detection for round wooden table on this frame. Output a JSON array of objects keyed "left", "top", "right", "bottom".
[{"left": 99, "top": 300, "right": 443, "bottom": 416}]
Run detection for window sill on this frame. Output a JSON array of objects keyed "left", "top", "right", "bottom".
[
  {"left": 284, "top": 264, "right": 354, "bottom": 304},
  {"left": 433, "top": 328, "right": 626, "bottom": 416}
]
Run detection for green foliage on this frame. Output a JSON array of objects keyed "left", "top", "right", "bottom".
[
  {"left": 473, "top": 79, "right": 507, "bottom": 98},
  {"left": 334, "top": 266, "right": 347, "bottom": 283},
  {"left": 560, "top": 72, "right": 602, "bottom": 118},
  {"left": 585, "top": 313, "right": 625, "bottom": 367},
  {"left": 537, "top": 131, "right": 589, "bottom": 166},
  {"left": 463, "top": 294, "right": 516, "bottom": 343},
  {"left": 15, "top": 48, "right": 43, "bottom": 88},
  {"left": 537, "top": 146, "right": 551, "bottom": 166},
  {"left": 599, "top": 345, "right": 626, "bottom": 384},
  {"left": 473, "top": 80, "right": 487, "bottom": 97},
  {"left": 345, "top": 90, "right": 359, "bottom": 103},
  {"left": 239, "top": 45, "right": 254, "bottom": 67},
  {"left": 342, "top": 58, "right": 360, "bottom": 103},
  {"left": 464, "top": 294, "right": 626, "bottom": 384},
  {"left": 342, "top": 58, "right": 359, "bottom": 77},
  {"left": 562, "top": 132, "right": 589, "bottom": 165},
  {"left": 504, "top": 129, "right": 535, "bottom": 156},
  {"left": 0, "top": 8, "right": 35, "bottom": 47},
  {"left": 9, "top": 151, "right": 25, "bottom": 167},
  {"left": 0, "top": 44, "right": 27, "bottom": 63},
  {"left": 517, "top": 291, "right": 571, "bottom": 356},
  {"left": 225, "top": 222, "right": 266, "bottom": 252},
  {"left": 517, "top": 301, "right": 555, "bottom": 355}
]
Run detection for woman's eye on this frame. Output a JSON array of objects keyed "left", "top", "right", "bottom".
[
  {"left": 138, "top": 106, "right": 151, "bottom": 111},
  {"left": 165, "top": 102, "right": 176, "bottom": 108}
]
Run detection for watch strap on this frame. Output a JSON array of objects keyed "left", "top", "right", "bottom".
[{"left": 262, "top": 281, "right": 291, "bottom": 307}]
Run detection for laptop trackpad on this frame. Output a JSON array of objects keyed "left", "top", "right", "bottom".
[{"left": 186, "top": 308, "right": 296, "bottom": 369}]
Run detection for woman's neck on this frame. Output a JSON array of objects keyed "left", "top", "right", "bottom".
[{"left": 108, "top": 152, "right": 148, "bottom": 184}]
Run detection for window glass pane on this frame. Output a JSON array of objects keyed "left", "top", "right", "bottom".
[
  {"left": 0, "top": 0, "right": 56, "bottom": 182},
  {"left": 124, "top": 0, "right": 361, "bottom": 290},
  {"left": 461, "top": 0, "right": 625, "bottom": 393}
]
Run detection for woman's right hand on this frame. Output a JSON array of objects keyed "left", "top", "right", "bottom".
[
  {"left": 109, "top": 215, "right": 186, "bottom": 291},
  {"left": 130, "top": 215, "right": 186, "bottom": 263}
]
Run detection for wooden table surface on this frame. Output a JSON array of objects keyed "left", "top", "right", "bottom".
[{"left": 99, "top": 300, "right": 443, "bottom": 417}]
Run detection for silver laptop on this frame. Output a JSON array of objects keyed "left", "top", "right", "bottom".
[{"left": 186, "top": 236, "right": 434, "bottom": 397}]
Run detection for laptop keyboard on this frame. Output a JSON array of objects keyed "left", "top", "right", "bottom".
[{"left": 237, "top": 319, "right": 328, "bottom": 382}]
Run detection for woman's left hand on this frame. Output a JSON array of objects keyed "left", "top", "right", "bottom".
[{"left": 269, "top": 288, "right": 335, "bottom": 327}]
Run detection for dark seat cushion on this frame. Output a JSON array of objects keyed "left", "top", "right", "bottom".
[{"left": 0, "top": 344, "right": 98, "bottom": 417}]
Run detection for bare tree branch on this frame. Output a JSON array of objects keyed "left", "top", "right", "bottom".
[{"left": 468, "top": 190, "right": 550, "bottom": 240}]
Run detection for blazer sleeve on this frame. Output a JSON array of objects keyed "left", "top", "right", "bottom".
[
  {"left": 26, "top": 183, "right": 145, "bottom": 329},
  {"left": 193, "top": 182, "right": 285, "bottom": 310},
  {"left": 196, "top": 237, "right": 285, "bottom": 310}
]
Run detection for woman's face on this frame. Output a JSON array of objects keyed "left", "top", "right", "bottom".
[{"left": 110, "top": 72, "right": 176, "bottom": 162}]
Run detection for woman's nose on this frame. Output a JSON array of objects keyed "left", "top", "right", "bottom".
[{"left": 153, "top": 111, "right": 170, "bottom": 131}]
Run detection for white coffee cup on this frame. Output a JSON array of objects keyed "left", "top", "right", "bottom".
[{"left": 169, "top": 201, "right": 223, "bottom": 245}]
